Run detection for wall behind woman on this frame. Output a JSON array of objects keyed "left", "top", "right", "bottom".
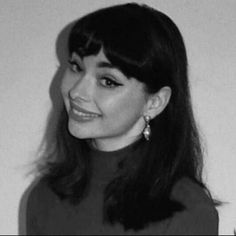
[{"left": 0, "top": 0, "right": 235, "bottom": 234}]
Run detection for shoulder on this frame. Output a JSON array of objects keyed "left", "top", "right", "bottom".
[
  {"left": 166, "top": 177, "right": 219, "bottom": 235},
  {"left": 171, "top": 177, "right": 216, "bottom": 208},
  {"left": 27, "top": 177, "right": 58, "bottom": 210},
  {"left": 26, "top": 177, "right": 59, "bottom": 234}
]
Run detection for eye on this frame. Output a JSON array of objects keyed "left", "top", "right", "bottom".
[
  {"left": 68, "top": 59, "right": 82, "bottom": 73},
  {"left": 99, "top": 76, "right": 123, "bottom": 88}
]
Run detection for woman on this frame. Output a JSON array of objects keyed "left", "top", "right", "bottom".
[{"left": 26, "top": 2, "right": 219, "bottom": 235}]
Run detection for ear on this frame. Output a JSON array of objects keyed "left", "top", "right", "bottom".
[{"left": 144, "top": 86, "right": 171, "bottom": 119}]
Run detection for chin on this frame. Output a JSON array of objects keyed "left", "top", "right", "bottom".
[
  {"left": 69, "top": 130, "right": 90, "bottom": 140},
  {"left": 67, "top": 123, "right": 86, "bottom": 139}
]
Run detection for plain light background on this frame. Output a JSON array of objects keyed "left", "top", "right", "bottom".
[{"left": 0, "top": 0, "right": 235, "bottom": 234}]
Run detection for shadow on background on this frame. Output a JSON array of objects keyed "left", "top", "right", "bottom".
[{"left": 18, "top": 20, "right": 76, "bottom": 235}]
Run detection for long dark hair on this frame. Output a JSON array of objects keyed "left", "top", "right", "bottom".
[{"left": 40, "top": 2, "right": 213, "bottom": 231}]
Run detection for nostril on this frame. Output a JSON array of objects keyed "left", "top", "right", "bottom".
[
  {"left": 68, "top": 88, "right": 77, "bottom": 101},
  {"left": 69, "top": 89, "right": 90, "bottom": 102},
  {"left": 69, "top": 89, "right": 76, "bottom": 100}
]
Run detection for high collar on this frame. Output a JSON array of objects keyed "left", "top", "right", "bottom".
[{"left": 87, "top": 136, "right": 145, "bottom": 186}]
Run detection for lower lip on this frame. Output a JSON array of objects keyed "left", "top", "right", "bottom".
[{"left": 69, "top": 109, "right": 101, "bottom": 122}]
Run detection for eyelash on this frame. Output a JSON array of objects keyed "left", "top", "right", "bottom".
[
  {"left": 100, "top": 77, "right": 122, "bottom": 88},
  {"left": 68, "top": 59, "right": 82, "bottom": 73},
  {"left": 67, "top": 59, "right": 123, "bottom": 89}
]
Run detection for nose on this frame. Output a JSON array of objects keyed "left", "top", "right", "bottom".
[{"left": 69, "top": 74, "right": 92, "bottom": 102}]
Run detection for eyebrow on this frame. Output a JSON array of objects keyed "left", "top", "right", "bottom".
[{"left": 96, "top": 61, "right": 120, "bottom": 71}]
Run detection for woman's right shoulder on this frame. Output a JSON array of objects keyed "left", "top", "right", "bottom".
[
  {"left": 27, "top": 177, "right": 58, "bottom": 211},
  {"left": 26, "top": 177, "right": 60, "bottom": 234}
]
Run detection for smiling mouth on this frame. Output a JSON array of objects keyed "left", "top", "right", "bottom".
[
  {"left": 69, "top": 100, "right": 101, "bottom": 116},
  {"left": 72, "top": 108, "right": 100, "bottom": 118}
]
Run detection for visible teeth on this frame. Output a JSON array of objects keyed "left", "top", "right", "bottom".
[{"left": 73, "top": 109, "right": 99, "bottom": 117}]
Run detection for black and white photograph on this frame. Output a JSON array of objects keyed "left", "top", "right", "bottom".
[{"left": 0, "top": 0, "right": 235, "bottom": 235}]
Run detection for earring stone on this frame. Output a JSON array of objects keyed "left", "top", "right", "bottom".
[{"left": 143, "top": 115, "right": 151, "bottom": 141}]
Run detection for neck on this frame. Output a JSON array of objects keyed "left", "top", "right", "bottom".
[{"left": 89, "top": 133, "right": 143, "bottom": 152}]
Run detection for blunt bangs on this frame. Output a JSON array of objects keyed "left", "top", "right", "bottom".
[{"left": 68, "top": 4, "right": 162, "bottom": 89}]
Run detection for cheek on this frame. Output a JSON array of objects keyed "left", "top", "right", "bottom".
[
  {"left": 60, "top": 71, "right": 75, "bottom": 109},
  {"left": 61, "top": 71, "right": 73, "bottom": 95},
  {"left": 99, "top": 90, "right": 145, "bottom": 125}
]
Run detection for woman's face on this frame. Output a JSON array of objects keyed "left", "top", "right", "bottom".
[{"left": 61, "top": 48, "right": 148, "bottom": 151}]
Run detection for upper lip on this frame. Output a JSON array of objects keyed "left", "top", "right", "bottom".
[{"left": 70, "top": 101, "right": 101, "bottom": 116}]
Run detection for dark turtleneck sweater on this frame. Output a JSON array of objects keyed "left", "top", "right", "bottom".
[{"left": 26, "top": 138, "right": 218, "bottom": 235}]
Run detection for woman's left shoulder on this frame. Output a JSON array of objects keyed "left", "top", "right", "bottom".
[
  {"left": 166, "top": 177, "right": 219, "bottom": 235},
  {"left": 171, "top": 177, "right": 216, "bottom": 207}
]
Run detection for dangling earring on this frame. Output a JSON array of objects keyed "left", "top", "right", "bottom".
[{"left": 143, "top": 115, "right": 151, "bottom": 141}]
